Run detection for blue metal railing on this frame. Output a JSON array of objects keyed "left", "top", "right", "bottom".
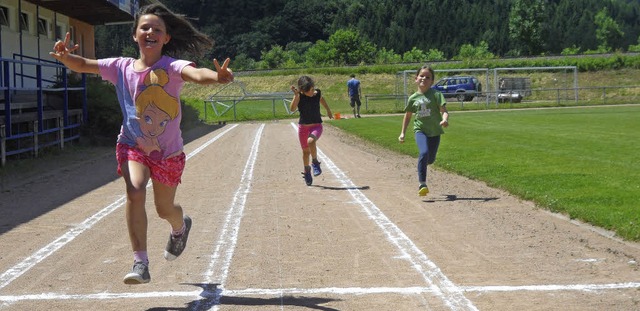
[{"left": 1, "top": 56, "right": 87, "bottom": 164}]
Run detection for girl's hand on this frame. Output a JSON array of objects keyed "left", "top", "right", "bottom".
[
  {"left": 440, "top": 119, "right": 449, "bottom": 128},
  {"left": 214, "top": 58, "right": 234, "bottom": 83},
  {"left": 49, "top": 32, "right": 78, "bottom": 61},
  {"left": 290, "top": 85, "right": 299, "bottom": 95},
  {"left": 398, "top": 133, "right": 405, "bottom": 143}
]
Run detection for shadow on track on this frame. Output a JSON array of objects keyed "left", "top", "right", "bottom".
[
  {"left": 312, "top": 185, "right": 370, "bottom": 191},
  {"left": 146, "top": 283, "right": 341, "bottom": 311},
  {"left": 0, "top": 123, "right": 226, "bottom": 236},
  {"left": 423, "top": 194, "right": 498, "bottom": 203}
]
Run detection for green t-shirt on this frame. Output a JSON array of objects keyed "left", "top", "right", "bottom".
[{"left": 404, "top": 88, "right": 446, "bottom": 137}]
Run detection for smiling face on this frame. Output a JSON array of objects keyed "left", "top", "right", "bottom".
[
  {"left": 415, "top": 68, "right": 435, "bottom": 93},
  {"left": 139, "top": 103, "right": 170, "bottom": 139},
  {"left": 133, "top": 14, "right": 171, "bottom": 55}
]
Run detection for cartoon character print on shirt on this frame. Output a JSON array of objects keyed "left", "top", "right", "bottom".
[
  {"left": 134, "top": 69, "right": 179, "bottom": 160},
  {"left": 416, "top": 95, "right": 432, "bottom": 118}
]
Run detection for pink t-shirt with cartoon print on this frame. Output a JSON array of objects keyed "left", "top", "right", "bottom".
[{"left": 98, "top": 56, "right": 193, "bottom": 160}]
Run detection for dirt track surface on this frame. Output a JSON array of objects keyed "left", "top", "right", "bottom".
[{"left": 1, "top": 121, "right": 639, "bottom": 311}]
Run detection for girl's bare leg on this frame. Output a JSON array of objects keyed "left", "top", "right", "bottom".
[
  {"left": 308, "top": 135, "right": 318, "bottom": 162},
  {"left": 152, "top": 180, "right": 183, "bottom": 231},
  {"left": 121, "top": 160, "right": 151, "bottom": 252}
]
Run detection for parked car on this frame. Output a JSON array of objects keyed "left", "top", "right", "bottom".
[
  {"left": 497, "top": 92, "right": 523, "bottom": 103},
  {"left": 497, "top": 77, "right": 530, "bottom": 104},
  {"left": 432, "top": 76, "right": 482, "bottom": 102}
]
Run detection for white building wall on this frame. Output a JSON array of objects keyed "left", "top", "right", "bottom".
[{"left": 1, "top": 0, "right": 66, "bottom": 88}]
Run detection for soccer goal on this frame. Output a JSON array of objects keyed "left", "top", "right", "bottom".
[
  {"left": 396, "top": 68, "right": 491, "bottom": 108},
  {"left": 492, "top": 66, "right": 578, "bottom": 106},
  {"left": 396, "top": 65, "right": 579, "bottom": 108}
]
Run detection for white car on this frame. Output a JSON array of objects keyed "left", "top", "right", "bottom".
[{"left": 497, "top": 92, "right": 523, "bottom": 103}]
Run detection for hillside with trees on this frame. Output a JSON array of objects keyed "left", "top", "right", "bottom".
[{"left": 95, "top": 0, "right": 640, "bottom": 70}]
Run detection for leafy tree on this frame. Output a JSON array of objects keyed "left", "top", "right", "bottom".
[
  {"left": 508, "top": 0, "right": 547, "bottom": 55},
  {"left": 95, "top": 24, "right": 133, "bottom": 58},
  {"left": 231, "top": 31, "right": 274, "bottom": 60},
  {"left": 425, "top": 49, "right": 446, "bottom": 62},
  {"left": 261, "top": 45, "right": 288, "bottom": 69},
  {"left": 561, "top": 45, "right": 581, "bottom": 56},
  {"left": 93, "top": 0, "right": 640, "bottom": 67},
  {"left": 233, "top": 53, "right": 257, "bottom": 70},
  {"left": 327, "top": 29, "right": 376, "bottom": 65},
  {"left": 121, "top": 45, "right": 137, "bottom": 58},
  {"left": 285, "top": 42, "right": 313, "bottom": 64},
  {"left": 402, "top": 47, "right": 426, "bottom": 63},
  {"left": 629, "top": 36, "right": 640, "bottom": 52},
  {"left": 375, "top": 47, "right": 402, "bottom": 64},
  {"left": 595, "top": 7, "right": 624, "bottom": 52},
  {"left": 455, "top": 41, "right": 494, "bottom": 60},
  {"left": 303, "top": 40, "right": 336, "bottom": 67}
]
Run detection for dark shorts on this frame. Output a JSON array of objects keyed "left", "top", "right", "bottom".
[{"left": 350, "top": 95, "right": 362, "bottom": 107}]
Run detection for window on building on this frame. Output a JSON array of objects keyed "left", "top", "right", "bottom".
[
  {"left": 0, "top": 6, "right": 9, "bottom": 27},
  {"left": 38, "top": 17, "right": 49, "bottom": 37},
  {"left": 69, "top": 26, "right": 75, "bottom": 42},
  {"left": 20, "top": 12, "right": 29, "bottom": 32},
  {"left": 56, "top": 23, "right": 66, "bottom": 41}
]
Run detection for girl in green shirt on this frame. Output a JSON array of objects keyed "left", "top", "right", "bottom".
[{"left": 399, "top": 65, "right": 449, "bottom": 196}]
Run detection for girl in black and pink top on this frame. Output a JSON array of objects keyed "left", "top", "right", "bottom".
[
  {"left": 290, "top": 76, "right": 333, "bottom": 186},
  {"left": 50, "top": 2, "right": 234, "bottom": 284}
]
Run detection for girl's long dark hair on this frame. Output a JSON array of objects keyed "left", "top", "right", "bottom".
[{"left": 133, "top": 2, "right": 213, "bottom": 58}]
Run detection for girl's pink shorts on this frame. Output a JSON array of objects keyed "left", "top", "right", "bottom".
[
  {"left": 298, "top": 124, "right": 323, "bottom": 149},
  {"left": 116, "top": 143, "right": 185, "bottom": 187}
]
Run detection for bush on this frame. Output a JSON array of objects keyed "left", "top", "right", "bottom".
[
  {"left": 82, "top": 78, "right": 121, "bottom": 144},
  {"left": 82, "top": 78, "right": 203, "bottom": 145}
]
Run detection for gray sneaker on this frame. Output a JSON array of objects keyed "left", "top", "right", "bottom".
[
  {"left": 123, "top": 261, "right": 150, "bottom": 285},
  {"left": 164, "top": 215, "right": 192, "bottom": 261}
]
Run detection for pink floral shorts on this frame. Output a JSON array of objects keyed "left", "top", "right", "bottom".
[{"left": 116, "top": 143, "right": 185, "bottom": 187}]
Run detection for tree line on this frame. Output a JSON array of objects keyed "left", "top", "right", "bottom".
[{"left": 95, "top": 0, "right": 640, "bottom": 70}]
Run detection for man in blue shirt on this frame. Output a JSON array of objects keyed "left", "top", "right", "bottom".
[{"left": 347, "top": 74, "right": 362, "bottom": 118}]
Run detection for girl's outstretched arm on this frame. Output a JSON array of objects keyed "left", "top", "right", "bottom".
[
  {"left": 320, "top": 97, "right": 333, "bottom": 119},
  {"left": 49, "top": 32, "right": 99, "bottom": 74},
  {"left": 181, "top": 58, "right": 234, "bottom": 85}
]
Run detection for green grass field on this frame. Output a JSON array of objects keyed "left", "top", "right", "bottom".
[
  {"left": 183, "top": 68, "right": 640, "bottom": 123},
  {"left": 328, "top": 105, "right": 640, "bottom": 241},
  {"left": 181, "top": 69, "right": 640, "bottom": 241}
]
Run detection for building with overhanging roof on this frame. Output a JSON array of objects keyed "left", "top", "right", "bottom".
[{"left": 0, "top": 0, "right": 156, "bottom": 165}]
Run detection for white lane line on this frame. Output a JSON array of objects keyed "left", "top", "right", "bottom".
[
  {"left": 0, "top": 124, "right": 238, "bottom": 291},
  {"left": 0, "top": 196, "right": 125, "bottom": 290},
  {"left": 4, "top": 282, "right": 640, "bottom": 303},
  {"left": 3, "top": 123, "right": 639, "bottom": 307},
  {"left": 461, "top": 282, "right": 640, "bottom": 292},
  {"left": 288, "top": 122, "right": 477, "bottom": 311},
  {"left": 197, "top": 124, "right": 264, "bottom": 309},
  {"left": 186, "top": 124, "right": 238, "bottom": 159}
]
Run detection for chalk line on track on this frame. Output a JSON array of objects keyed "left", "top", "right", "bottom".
[
  {"left": 195, "top": 123, "right": 265, "bottom": 310},
  {"left": 0, "top": 124, "right": 238, "bottom": 300},
  {"left": 2, "top": 122, "right": 640, "bottom": 310},
  {"left": 293, "top": 122, "right": 478, "bottom": 311},
  {"left": 4, "top": 282, "right": 640, "bottom": 304}
]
